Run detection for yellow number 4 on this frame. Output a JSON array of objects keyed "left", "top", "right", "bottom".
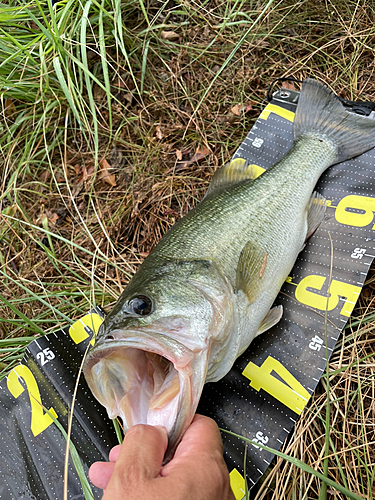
[{"left": 242, "top": 356, "right": 310, "bottom": 415}]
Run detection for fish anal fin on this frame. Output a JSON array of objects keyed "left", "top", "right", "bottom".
[
  {"left": 205, "top": 158, "right": 264, "bottom": 197},
  {"left": 236, "top": 240, "right": 268, "bottom": 303},
  {"left": 256, "top": 305, "right": 283, "bottom": 337},
  {"left": 306, "top": 191, "right": 327, "bottom": 241}
]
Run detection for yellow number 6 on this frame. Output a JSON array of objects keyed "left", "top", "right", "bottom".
[{"left": 335, "top": 194, "right": 375, "bottom": 229}]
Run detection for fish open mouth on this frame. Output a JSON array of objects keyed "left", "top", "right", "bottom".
[{"left": 84, "top": 344, "right": 190, "bottom": 433}]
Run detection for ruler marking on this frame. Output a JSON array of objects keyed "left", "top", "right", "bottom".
[{"left": 340, "top": 298, "right": 356, "bottom": 304}]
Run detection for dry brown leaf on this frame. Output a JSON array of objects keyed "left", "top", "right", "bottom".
[
  {"left": 230, "top": 102, "right": 253, "bottom": 116},
  {"left": 244, "top": 102, "right": 253, "bottom": 113},
  {"left": 282, "top": 81, "right": 296, "bottom": 90},
  {"left": 55, "top": 173, "right": 65, "bottom": 183},
  {"left": 40, "top": 170, "right": 51, "bottom": 183},
  {"left": 155, "top": 125, "right": 163, "bottom": 140},
  {"left": 5, "top": 98, "right": 16, "bottom": 117},
  {"left": 175, "top": 149, "right": 183, "bottom": 161},
  {"left": 230, "top": 104, "right": 242, "bottom": 116},
  {"left": 176, "top": 145, "right": 211, "bottom": 169},
  {"left": 99, "top": 158, "right": 117, "bottom": 186},
  {"left": 77, "top": 162, "right": 95, "bottom": 184},
  {"left": 49, "top": 213, "right": 59, "bottom": 225},
  {"left": 160, "top": 30, "right": 180, "bottom": 41},
  {"left": 163, "top": 209, "right": 178, "bottom": 217}
]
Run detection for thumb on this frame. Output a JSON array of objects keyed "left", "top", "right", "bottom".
[{"left": 112, "top": 425, "right": 168, "bottom": 482}]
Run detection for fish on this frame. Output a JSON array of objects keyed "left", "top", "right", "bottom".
[{"left": 83, "top": 79, "right": 375, "bottom": 461}]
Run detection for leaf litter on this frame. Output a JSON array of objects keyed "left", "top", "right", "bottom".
[{"left": 1, "top": 1, "right": 375, "bottom": 498}]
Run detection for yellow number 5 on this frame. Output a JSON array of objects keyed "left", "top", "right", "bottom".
[
  {"left": 7, "top": 365, "right": 57, "bottom": 436},
  {"left": 295, "top": 276, "right": 361, "bottom": 317}
]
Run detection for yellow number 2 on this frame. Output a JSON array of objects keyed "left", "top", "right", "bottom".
[
  {"left": 7, "top": 364, "right": 58, "bottom": 437},
  {"left": 242, "top": 356, "right": 310, "bottom": 415}
]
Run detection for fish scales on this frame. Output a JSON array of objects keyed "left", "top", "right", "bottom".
[
  {"left": 145, "top": 136, "right": 337, "bottom": 285},
  {"left": 83, "top": 79, "right": 375, "bottom": 462}
]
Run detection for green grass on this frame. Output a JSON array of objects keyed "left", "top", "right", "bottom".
[{"left": 1, "top": 0, "right": 375, "bottom": 498}]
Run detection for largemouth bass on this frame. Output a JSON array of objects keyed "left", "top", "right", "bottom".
[{"left": 83, "top": 79, "right": 375, "bottom": 461}]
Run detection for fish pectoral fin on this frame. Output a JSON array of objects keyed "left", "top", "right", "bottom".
[
  {"left": 236, "top": 240, "right": 268, "bottom": 303},
  {"left": 306, "top": 191, "right": 327, "bottom": 241},
  {"left": 256, "top": 305, "right": 283, "bottom": 336},
  {"left": 205, "top": 158, "right": 262, "bottom": 197}
]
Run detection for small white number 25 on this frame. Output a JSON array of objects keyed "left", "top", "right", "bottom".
[{"left": 36, "top": 348, "right": 55, "bottom": 367}]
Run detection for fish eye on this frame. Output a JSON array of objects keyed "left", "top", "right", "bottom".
[{"left": 128, "top": 295, "right": 153, "bottom": 316}]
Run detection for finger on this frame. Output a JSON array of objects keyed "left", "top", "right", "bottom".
[
  {"left": 161, "top": 414, "right": 222, "bottom": 475},
  {"left": 113, "top": 425, "right": 168, "bottom": 482},
  {"left": 109, "top": 444, "right": 121, "bottom": 462},
  {"left": 160, "top": 415, "right": 235, "bottom": 500},
  {"left": 89, "top": 461, "right": 116, "bottom": 490}
]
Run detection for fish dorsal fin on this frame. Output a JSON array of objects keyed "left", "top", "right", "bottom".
[
  {"left": 236, "top": 240, "right": 268, "bottom": 303},
  {"left": 256, "top": 305, "right": 283, "bottom": 336},
  {"left": 306, "top": 191, "right": 327, "bottom": 240},
  {"left": 205, "top": 158, "right": 263, "bottom": 197}
]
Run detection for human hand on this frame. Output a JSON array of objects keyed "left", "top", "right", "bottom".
[{"left": 89, "top": 414, "right": 235, "bottom": 500}]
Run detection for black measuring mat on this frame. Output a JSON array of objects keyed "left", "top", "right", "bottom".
[{"left": 198, "top": 88, "right": 375, "bottom": 496}]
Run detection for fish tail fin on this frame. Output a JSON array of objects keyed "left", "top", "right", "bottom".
[{"left": 294, "top": 78, "right": 375, "bottom": 163}]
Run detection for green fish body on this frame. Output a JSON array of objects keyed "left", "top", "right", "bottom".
[{"left": 84, "top": 79, "right": 375, "bottom": 460}]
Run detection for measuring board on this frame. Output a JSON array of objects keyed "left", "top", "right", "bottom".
[
  {"left": 0, "top": 85, "right": 374, "bottom": 500},
  {"left": 198, "top": 87, "right": 375, "bottom": 496}
]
